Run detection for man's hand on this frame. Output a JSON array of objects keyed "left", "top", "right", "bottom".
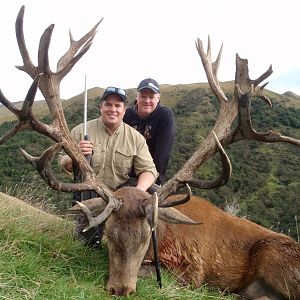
[
  {"left": 64, "top": 140, "right": 94, "bottom": 172},
  {"left": 78, "top": 140, "right": 94, "bottom": 156}
]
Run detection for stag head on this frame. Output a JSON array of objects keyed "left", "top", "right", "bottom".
[
  {"left": 1, "top": 6, "right": 300, "bottom": 297},
  {"left": 70, "top": 185, "right": 199, "bottom": 295}
]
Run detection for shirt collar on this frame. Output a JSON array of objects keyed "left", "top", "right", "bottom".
[{"left": 99, "top": 117, "right": 124, "bottom": 135}]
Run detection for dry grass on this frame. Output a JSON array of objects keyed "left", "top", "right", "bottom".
[{"left": 0, "top": 192, "right": 72, "bottom": 235}]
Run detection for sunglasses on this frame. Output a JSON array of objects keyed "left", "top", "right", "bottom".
[{"left": 105, "top": 87, "right": 126, "bottom": 96}]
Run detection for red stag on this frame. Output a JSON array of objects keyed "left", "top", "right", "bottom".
[{"left": 0, "top": 6, "right": 299, "bottom": 299}]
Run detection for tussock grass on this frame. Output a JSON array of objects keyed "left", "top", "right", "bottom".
[
  {"left": 0, "top": 193, "right": 233, "bottom": 299},
  {"left": 0, "top": 172, "right": 58, "bottom": 213}
]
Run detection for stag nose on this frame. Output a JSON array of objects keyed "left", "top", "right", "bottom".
[{"left": 107, "top": 285, "right": 136, "bottom": 296}]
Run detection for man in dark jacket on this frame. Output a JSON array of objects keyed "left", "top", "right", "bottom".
[{"left": 124, "top": 78, "right": 175, "bottom": 185}]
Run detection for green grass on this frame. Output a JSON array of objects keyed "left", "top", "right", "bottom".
[{"left": 0, "top": 192, "right": 234, "bottom": 300}]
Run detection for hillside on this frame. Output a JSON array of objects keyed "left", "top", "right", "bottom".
[
  {"left": 283, "top": 91, "right": 300, "bottom": 100},
  {"left": 0, "top": 82, "right": 299, "bottom": 240},
  {"left": 0, "top": 82, "right": 299, "bottom": 125},
  {"left": 0, "top": 87, "right": 103, "bottom": 125}
]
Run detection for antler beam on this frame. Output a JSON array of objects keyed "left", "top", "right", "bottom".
[{"left": 0, "top": 6, "right": 115, "bottom": 204}]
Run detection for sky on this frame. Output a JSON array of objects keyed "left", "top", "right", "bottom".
[{"left": 0, "top": 0, "right": 300, "bottom": 103}]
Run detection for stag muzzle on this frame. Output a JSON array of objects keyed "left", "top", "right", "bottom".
[
  {"left": 107, "top": 283, "right": 136, "bottom": 297},
  {"left": 106, "top": 263, "right": 139, "bottom": 296}
]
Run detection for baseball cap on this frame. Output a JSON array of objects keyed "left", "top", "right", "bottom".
[
  {"left": 137, "top": 78, "right": 160, "bottom": 93},
  {"left": 101, "top": 87, "right": 127, "bottom": 102}
]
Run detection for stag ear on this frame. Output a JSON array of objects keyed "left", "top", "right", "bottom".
[
  {"left": 141, "top": 193, "right": 158, "bottom": 231},
  {"left": 66, "top": 197, "right": 107, "bottom": 215},
  {"left": 158, "top": 207, "right": 201, "bottom": 225}
]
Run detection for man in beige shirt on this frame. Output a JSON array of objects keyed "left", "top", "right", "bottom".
[
  {"left": 59, "top": 86, "right": 158, "bottom": 191},
  {"left": 58, "top": 86, "right": 158, "bottom": 247}
]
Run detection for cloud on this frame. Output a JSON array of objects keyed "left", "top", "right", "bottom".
[{"left": 0, "top": 0, "right": 300, "bottom": 102}]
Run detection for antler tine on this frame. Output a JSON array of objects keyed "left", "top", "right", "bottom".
[
  {"left": 232, "top": 84, "right": 300, "bottom": 147},
  {"left": 21, "top": 74, "right": 40, "bottom": 116},
  {"left": 235, "top": 54, "right": 273, "bottom": 94},
  {"left": 0, "top": 75, "right": 40, "bottom": 144},
  {"left": 58, "top": 41, "right": 93, "bottom": 80},
  {"left": 232, "top": 55, "right": 293, "bottom": 145},
  {"left": 253, "top": 81, "right": 273, "bottom": 108},
  {"left": 57, "top": 18, "right": 103, "bottom": 74},
  {"left": 159, "top": 184, "right": 192, "bottom": 208},
  {"left": 20, "top": 136, "right": 116, "bottom": 203},
  {"left": 157, "top": 131, "right": 232, "bottom": 203},
  {"left": 196, "top": 37, "right": 227, "bottom": 103},
  {"left": 15, "top": 6, "right": 38, "bottom": 77},
  {"left": 206, "top": 35, "right": 211, "bottom": 59},
  {"left": 0, "top": 89, "right": 19, "bottom": 116},
  {"left": 38, "top": 25, "right": 54, "bottom": 74},
  {"left": 76, "top": 197, "right": 121, "bottom": 232},
  {"left": 252, "top": 64, "right": 273, "bottom": 88},
  {"left": 20, "top": 142, "right": 99, "bottom": 193},
  {"left": 0, "top": 124, "right": 22, "bottom": 145},
  {"left": 0, "top": 74, "right": 61, "bottom": 143},
  {"left": 188, "top": 132, "right": 232, "bottom": 189}
]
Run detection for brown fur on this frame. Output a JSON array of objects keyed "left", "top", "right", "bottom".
[
  {"left": 104, "top": 188, "right": 153, "bottom": 296},
  {"left": 92, "top": 188, "right": 299, "bottom": 298},
  {"left": 144, "top": 195, "right": 300, "bottom": 299}
]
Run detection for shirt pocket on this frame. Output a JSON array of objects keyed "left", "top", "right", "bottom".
[
  {"left": 92, "top": 145, "right": 106, "bottom": 171},
  {"left": 114, "top": 148, "right": 136, "bottom": 175}
]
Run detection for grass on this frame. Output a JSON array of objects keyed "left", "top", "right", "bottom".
[
  {"left": 0, "top": 171, "right": 58, "bottom": 213},
  {"left": 0, "top": 192, "right": 234, "bottom": 300}
]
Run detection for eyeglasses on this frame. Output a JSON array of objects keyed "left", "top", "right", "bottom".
[{"left": 105, "top": 87, "right": 126, "bottom": 96}]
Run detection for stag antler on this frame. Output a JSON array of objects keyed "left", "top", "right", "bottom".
[
  {"left": 2, "top": 7, "right": 300, "bottom": 235},
  {"left": 0, "top": 6, "right": 118, "bottom": 205},
  {"left": 157, "top": 36, "right": 300, "bottom": 203}
]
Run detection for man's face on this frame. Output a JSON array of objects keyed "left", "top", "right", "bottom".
[
  {"left": 100, "top": 94, "right": 126, "bottom": 129},
  {"left": 136, "top": 89, "right": 160, "bottom": 118}
]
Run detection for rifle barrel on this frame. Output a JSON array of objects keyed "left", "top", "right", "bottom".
[{"left": 83, "top": 75, "right": 88, "bottom": 137}]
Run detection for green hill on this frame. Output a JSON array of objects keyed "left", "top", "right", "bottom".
[
  {"left": 1, "top": 82, "right": 299, "bottom": 125},
  {"left": 0, "top": 82, "right": 299, "bottom": 240}
]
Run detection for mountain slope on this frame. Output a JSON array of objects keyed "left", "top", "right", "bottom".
[
  {"left": 1, "top": 82, "right": 299, "bottom": 125},
  {"left": 0, "top": 83, "right": 299, "bottom": 240}
]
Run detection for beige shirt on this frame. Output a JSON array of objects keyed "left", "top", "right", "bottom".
[{"left": 58, "top": 118, "right": 158, "bottom": 191}]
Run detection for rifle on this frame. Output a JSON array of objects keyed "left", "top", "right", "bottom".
[
  {"left": 72, "top": 76, "right": 100, "bottom": 246},
  {"left": 82, "top": 75, "right": 92, "bottom": 163},
  {"left": 73, "top": 75, "right": 95, "bottom": 203}
]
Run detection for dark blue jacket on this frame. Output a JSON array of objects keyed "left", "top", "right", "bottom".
[{"left": 124, "top": 104, "right": 175, "bottom": 185}]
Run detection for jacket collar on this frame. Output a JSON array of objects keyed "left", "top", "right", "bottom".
[{"left": 134, "top": 103, "right": 161, "bottom": 120}]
